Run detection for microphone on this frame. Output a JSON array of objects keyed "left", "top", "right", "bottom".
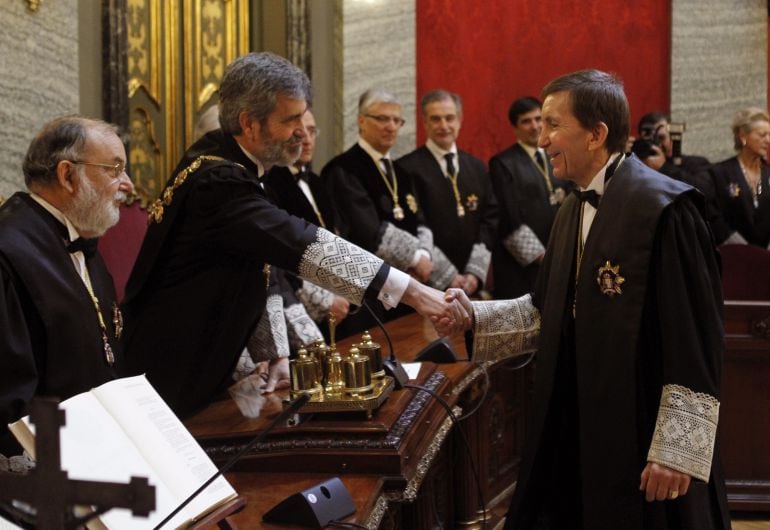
[
  {"left": 153, "top": 392, "right": 311, "bottom": 529},
  {"left": 362, "top": 301, "right": 408, "bottom": 389}
]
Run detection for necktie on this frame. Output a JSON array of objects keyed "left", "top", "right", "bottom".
[
  {"left": 444, "top": 153, "right": 456, "bottom": 178},
  {"left": 381, "top": 157, "right": 393, "bottom": 180},
  {"left": 534, "top": 150, "right": 546, "bottom": 172},
  {"left": 67, "top": 237, "right": 99, "bottom": 259},
  {"left": 572, "top": 189, "right": 600, "bottom": 209}
]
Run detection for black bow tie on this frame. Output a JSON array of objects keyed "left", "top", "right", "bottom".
[
  {"left": 67, "top": 237, "right": 99, "bottom": 259},
  {"left": 572, "top": 189, "right": 600, "bottom": 209}
]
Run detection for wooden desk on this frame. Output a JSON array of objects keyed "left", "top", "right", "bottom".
[
  {"left": 186, "top": 312, "right": 534, "bottom": 529},
  {"left": 721, "top": 300, "right": 770, "bottom": 511}
]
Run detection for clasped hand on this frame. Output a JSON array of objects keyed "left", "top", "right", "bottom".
[
  {"left": 401, "top": 279, "right": 471, "bottom": 333},
  {"left": 429, "top": 287, "right": 474, "bottom": 337}
]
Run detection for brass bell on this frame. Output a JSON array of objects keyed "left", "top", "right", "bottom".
[
  {"left": 358, "top": 331, "right": 385, "bottom": 379},
  {"left": 323, "top": 345, "right": 346, "bottom": 397},
  {"left": 290, "top": 347, "right": 322, "bottom": 399},
  {"left": 343, "top": 346, "right": 373, "bottom": 396}
]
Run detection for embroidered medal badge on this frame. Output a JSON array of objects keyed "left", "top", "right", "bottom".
[
  {"left": 728, "top": 182, "right": 741, "bottom": 198},
  {"left": 465, "top": 193, "right": 479, "bottom": 212},
  {"left": 406, "top": 193, "right": 419, "bottom": 214},
  {"left": 596, "top": 260, "right": 625, "bottom": 297}
]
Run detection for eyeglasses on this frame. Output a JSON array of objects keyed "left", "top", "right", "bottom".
[
  {"left": 365, "top": 114, "right": 406, "bottom": 127},
  {"left": 71, "top": 160, "right": 126, "bottom": 180}
]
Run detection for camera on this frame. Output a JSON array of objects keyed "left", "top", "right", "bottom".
[{"left": 630, "top": 122, "right": 686, "bottom": 165}]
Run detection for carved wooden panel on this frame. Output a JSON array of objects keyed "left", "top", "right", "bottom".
[{"left": 126, "top": 0, "right": 249, "bottom": 206}]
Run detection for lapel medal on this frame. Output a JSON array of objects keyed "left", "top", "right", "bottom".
[
  {"left": 465, "top": 194, "right": 479, "bottom": 212},
  {"left": 728, "top": 182, "right": 741, "bottom": 198},
  {"left": 596, "top": 260, "right": 625, "bottom": 297},
  {"left": 111, "top": 302, "right": 123, "bottom": 339},
  {"left": 406, "top": 193, "right": 419, "bottom": 214}
]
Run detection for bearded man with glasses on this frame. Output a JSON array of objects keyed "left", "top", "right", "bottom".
[{"left": 0, "top": 115, "right": 134, "bottom": 464}]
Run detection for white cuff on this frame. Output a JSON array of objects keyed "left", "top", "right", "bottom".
[
  {"left": 410, "top": 248, "right": 431, "bottom": 268},
  {"left": 471, "top": 294, "right": 540, "bottom": 362},
  {"left": 378, "top": 267, "right": 410, "bottom": 309},
  {"left": 647, "top": 384, "right": 719, "bottom": 483},
  {"left": 503, "top": 225, "right": 546, "bottom": 266}
]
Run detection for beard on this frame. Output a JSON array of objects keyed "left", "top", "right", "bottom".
[
  {"left": 66, "top": 170, "right": 125, "bottom": 237},
  {"left": 260, "top": 129, "right": 303, "bottom": 168}
]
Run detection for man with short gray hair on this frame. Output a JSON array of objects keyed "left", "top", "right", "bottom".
[
  {"left": 0, "top": 115, "right": 133, "bottom": 459},
  {"left": 122, "top": 53, "right": 464, "bottom": 417},
  {"left": 398, "top": 89, "right": 498, "bottom": 296}
]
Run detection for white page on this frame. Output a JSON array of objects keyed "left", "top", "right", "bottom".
[
  {"left": 47, "top": 391, "right": 181, "bottom": 529},
  {"left": 92, "top": 376, "right": 235, "bottom": 525}
]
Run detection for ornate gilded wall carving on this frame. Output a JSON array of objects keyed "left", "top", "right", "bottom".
[{"left": 126, "top": 0, "right": 249, "bottom": 206}]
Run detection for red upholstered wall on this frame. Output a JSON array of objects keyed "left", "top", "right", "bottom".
[{"left": 416, "top": 1, "right": 671, "bottom": 163}]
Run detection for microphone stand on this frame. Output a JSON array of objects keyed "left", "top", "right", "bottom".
[{"left": 153, "top": 392, "right": 311, "bottom": 529}]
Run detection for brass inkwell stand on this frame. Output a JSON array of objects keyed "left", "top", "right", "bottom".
[{"left": 287, "top": 314, "right": 394, "bottom": 417}]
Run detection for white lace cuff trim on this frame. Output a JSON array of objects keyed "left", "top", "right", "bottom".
[
  {"left": 417, "top": 225, "right": 434, "bottom": 250},
  {"left": 0, "top": 451, "right": 34, "bottom": 473},
  {"left": 464, "top": 243, "right": 491, "bottom": 285},
  {"left": 428, "top": 245, "right": 459, "bottom": 290},
  {"left": 647, "top": 384, "right": 719, "bottom": 483},
  {"left": 375, "top": 222, "right": 421, "bottom": 271},
  {"left": 246, "top": 294, "right": 290, "bottom": 362},
  {"left": 299, "top": 227, "right": 383, "bottom": 305},
  {"left": 285, "top": 303, "right": 324, "bottom": 349},
  {"left": 503, "top": 225, "right": 545, "bottom": 266},
  {"left": 471, "top": 294, "right": 540, "bottom": 362},
  {"left": 297, "top": 281, "right": 335, "bottom": 322}
]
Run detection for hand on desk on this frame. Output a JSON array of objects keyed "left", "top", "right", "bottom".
[
  {"left": 255, "top": 357, "right": 290, "bottom": 393},
  {"left": 432, "top": 288, "right": 474, "bottom": 337},
  {"left": 401, "top": 278, "right": 470, "bottom": 332}
]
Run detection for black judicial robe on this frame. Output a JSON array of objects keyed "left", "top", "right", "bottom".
[
  {"left": 122, "top": 131, "right": 388, "bottom": 417},
  {"left": 397, "top": 146, "right": 498, "bottom": 281},
  {"left": 0, "top": 193, "right": 119, "bottom": 453},
  {"left": 489, "top": 143, "right": 568, "bottom": 297},
  {"left": 505, "top": 156, "right": 730, "bottom": 529},
  {"left": 264, "top": 166, "right": 337, "bottom": 232},
  {"left": 321, "top": 143, "right": 421, "bottom": 251}
]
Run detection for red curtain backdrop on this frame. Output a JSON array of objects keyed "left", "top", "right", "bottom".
[{"left": 416, "top": 0, "right": 671, "bottom": 164}]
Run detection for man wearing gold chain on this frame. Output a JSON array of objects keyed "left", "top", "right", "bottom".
[
  {"left": 398, "top": 89, "right": 498, "bottom": 296},
  {"left": 0, "top": 116, "right": 133, "bottom": 462},
  {"left": 439, "top": 70, "right": 730, "bottom": 529},
  {"left": 122, "top": 53, "right": 464, "bottom": 417}
]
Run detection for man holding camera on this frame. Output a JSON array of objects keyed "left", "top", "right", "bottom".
[{"left": 633, "top": 112, "right": 711, "bottom": 184}]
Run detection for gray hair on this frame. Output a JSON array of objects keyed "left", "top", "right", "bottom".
[
  {"left": 218, "top": 52, "right": 312, "bottom": 135},
  {"left": 420, "top": 89, "right": 462, "bottom": 116},
  {"left": 23, "top": 115, "right": 117, "bottom": 189},
  {"left": 731, "top": 107, "right": 769, "bottom": 151},
  {"left": 358, "top": 89, "right": 401, "bottom": 116}
]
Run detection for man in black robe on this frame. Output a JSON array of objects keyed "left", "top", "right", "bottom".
[
  {"left": 440, "top": 70, "right": 730, "bottom": 529},
  {"left": 122, "top": 53, "right": 463, "bottom": 418},
  {"left": 398, "top": 89, "right": 498, "bottom": 295},
  {"left": 488, "top": 96, "right": 570, "bottom": 298},
  {"left": 0, "top": 116, "right": 133, "bottom": 458},
  {"left": 264, "top": 108, "right": 350, "bottom": 329}
]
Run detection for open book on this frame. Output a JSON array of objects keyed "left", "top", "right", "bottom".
[{"left": 9, "top": 375, "right": 237, "bottom": 529}]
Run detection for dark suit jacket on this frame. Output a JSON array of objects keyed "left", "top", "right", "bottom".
[
  {"left": 264, "top": 166, "right": 337, "bottom": 232},
  {"left": 710, "top": 156, "right": 770, "bottom": 247},
  {"left": 321, "top": 143, "right": 420, "bottom": 252},
  {"left": 489, "top": 143, "right": 569, "bottom": 297},
  {"left": 397, "top": 145, "right": 498, "bottom": 278}
]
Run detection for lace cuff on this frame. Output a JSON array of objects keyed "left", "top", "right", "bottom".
[
  {"left": 246, "top": 294, "right": 290, "bottom": 362},
  {"left": 375, "top": 222, "right": 421, "bottom": 271},
  {"left": 464, "top": 243, "right": 491, "bottom": 285},
  {"left": 503, "top": 225, "right": 546, "bottom": 266},
  {"left": 417, "top": 225, "right": 434, "bottom": 250},
  {"left": 647, "top": 384, "right": 719, "bottom": 482},
  {"left": 299, "top": 227, "right": 384, "bottom": 305},
  {"left": 285, "top": 303, "right": 324, "bottom": 349},
  {"left": 0, "top": 452, "right": 34, "bottom": 473},
  {"left": 297, "top": 280, "right": 335, "bottom": 322},
  {"left": 428, "top": 245, "right": 459, "bottom": 290},
  {"left": 471, "top": 294, "right": 540, "bottom": 362}
]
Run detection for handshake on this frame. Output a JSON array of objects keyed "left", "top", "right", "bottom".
[{"left": 401, "top": 279, "right": 475, "bottom": 337}]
